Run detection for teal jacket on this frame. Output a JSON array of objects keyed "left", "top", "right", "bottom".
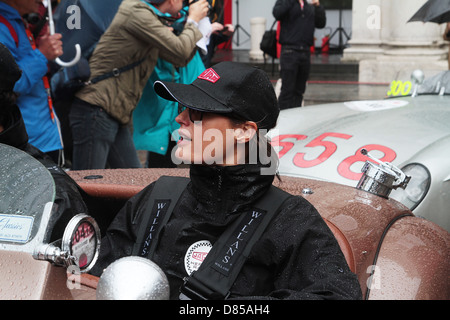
[{"left": 133, "top": 52, "right": 205, "bottom": 155}]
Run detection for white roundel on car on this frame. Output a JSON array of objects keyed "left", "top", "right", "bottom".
[
  {"left": 344, "top": 100, "right": 409, "bottom": 112},
  {"left": 184, "top": 240, "right": 213, "bottom": 276}
]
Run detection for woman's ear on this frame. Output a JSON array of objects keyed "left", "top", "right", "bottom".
[{"left": 235, "top": 121, "right": 258, "bottom": 144}]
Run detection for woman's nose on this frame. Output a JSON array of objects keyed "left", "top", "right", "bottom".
[{"left": 175, "top": 109, "right": 190, "bottom": 125}]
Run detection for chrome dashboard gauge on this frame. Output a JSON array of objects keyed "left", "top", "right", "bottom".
[{"left": 62, "top": 214, "right": 101, "bottom": 273}]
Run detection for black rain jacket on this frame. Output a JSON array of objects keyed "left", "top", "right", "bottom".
[
  {"left": 273, "top": 0, "right": 326, "bottom": 48},
  {"left": 91, "top": 164, "right": 362, "bottom": 300}
]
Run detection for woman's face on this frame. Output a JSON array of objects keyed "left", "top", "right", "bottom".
[{"left": 173, "top": 107, "right": 255, "bottom": 165}]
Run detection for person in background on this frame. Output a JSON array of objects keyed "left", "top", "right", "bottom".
[
  {"left": 200, "top": 22, "right": 234, "bottom": 68},
  {"left": 69, "top": 0, "right": 209, "bottom": 170},
  {"left": 273, "top": 0, "right": 326, "bottom": 109},
  {"left": 132, "top": 2, "right": 233, "bottom": 169},
  {"left": 133, "top": 2, "right": 207, "bottom": 168},
  {"left": 0, "top": 0, "right": 64, "bottom": 163}
]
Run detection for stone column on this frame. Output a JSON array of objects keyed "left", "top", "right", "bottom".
[
  {"left": 249, "top": 17, "right": 266, "bottom": 61},
  {"left": 343, "top": 0, "right": 448, "bottom": 82},
  {"left": 381, "top": 0, "right": 446, "bottom": 58}
]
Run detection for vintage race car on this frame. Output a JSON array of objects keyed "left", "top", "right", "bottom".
[
  {"left": 270, "top": 71, "right": 450, "bottom": 232},
  {"left": 0, "top": 142, "right": 448, "bottom": 300}
]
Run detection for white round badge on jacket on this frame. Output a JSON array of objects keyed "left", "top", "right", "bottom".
[{"left": 184, "top": 240, "right": 212, "bottom": 275}]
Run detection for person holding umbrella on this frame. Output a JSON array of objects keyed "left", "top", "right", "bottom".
[{"left": 0, "top": 0, "right": 64, "bottom": 163}]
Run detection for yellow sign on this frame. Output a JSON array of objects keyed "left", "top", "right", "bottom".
[{"left": 387, "top": 80, "right": 412, "bottom": 97}]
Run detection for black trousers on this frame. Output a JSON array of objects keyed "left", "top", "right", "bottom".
[{"left": 278, "top": 47, "right": 311, "bottom": 110}]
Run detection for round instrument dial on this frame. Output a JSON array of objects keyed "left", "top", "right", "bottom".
[{"left": 62, "top": 214, "right": 101, "bottom": 273}]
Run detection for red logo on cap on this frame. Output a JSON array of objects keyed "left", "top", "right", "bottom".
[{"left": 198, "top": 68, "right": 220, "bottom": 83}]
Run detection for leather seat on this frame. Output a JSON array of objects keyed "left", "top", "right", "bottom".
[{"left": 324, "top": 219, "right": 356, "bottom": 273}]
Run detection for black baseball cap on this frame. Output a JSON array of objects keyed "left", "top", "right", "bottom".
[
  {"left": 153, "top": 61, "right": 279, "bottom": 130},
  {"left": 0, "top": 43, "right": 21, "bottom": 92}
]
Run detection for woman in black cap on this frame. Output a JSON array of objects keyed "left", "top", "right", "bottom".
[{"left": 92, "top": 61, "right": 362, "bottom": 300}]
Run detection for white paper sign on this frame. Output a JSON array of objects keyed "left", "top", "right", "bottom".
[
  {"left": 345, "top": 100, "right": 409, "bottom": 112},
  {"left": 0, "top": 214, "right": 34, "bottom": 243}
]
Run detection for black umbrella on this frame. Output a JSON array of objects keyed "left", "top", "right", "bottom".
[{"left": 408, "top": 0, "right": 450, "bottom": 24}]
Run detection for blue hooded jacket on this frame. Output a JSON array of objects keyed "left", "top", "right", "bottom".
[{"left": 0, "top": 2, "right": 62, "bottom": 153}]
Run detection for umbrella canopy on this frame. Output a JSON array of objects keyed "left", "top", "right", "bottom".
[
  {"left": 408, "top": 0, "right": 450, "bottom": 24},
  {"left": 53, "top": 0, "right": 123, "bottom": 61}
]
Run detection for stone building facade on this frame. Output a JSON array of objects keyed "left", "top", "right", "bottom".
[{"left": 342, "top": 0, "right": 448, "bottom": 82}]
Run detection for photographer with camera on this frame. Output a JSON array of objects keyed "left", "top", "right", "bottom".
[{"left": 69, "top": 0, "right": 209, "bottom": 170}]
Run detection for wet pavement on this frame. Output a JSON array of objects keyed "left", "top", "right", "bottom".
[
  {"left": 302, "top": 82, "right": 389, "bottom": 106},
  {"left": 211, "top": 49, "right": 390, "bottom": 106}
]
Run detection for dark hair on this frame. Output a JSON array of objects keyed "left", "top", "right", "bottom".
[{"left": 230, "top": 118, "right": 280, "bottom": 177}]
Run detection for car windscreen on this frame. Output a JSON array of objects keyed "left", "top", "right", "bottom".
[{"left": 0, "top": 143, "right": 55, "bottom": 245}]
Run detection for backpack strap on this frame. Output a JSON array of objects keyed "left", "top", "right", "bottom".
[
  {"left": 132, "top": 176, "right": 189, "bottom": 258},
  {"left": 270, "top": 20, "right": 277, "bottom": 30},
  {"left": 87, "top": 58, "right": 146, "bottom": 85},
  {"left": 0, "top": 14, "right": 19, "bottom": 48},
  {"left": 180, "top": 185, "right": 292, "bottom": 300}
]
